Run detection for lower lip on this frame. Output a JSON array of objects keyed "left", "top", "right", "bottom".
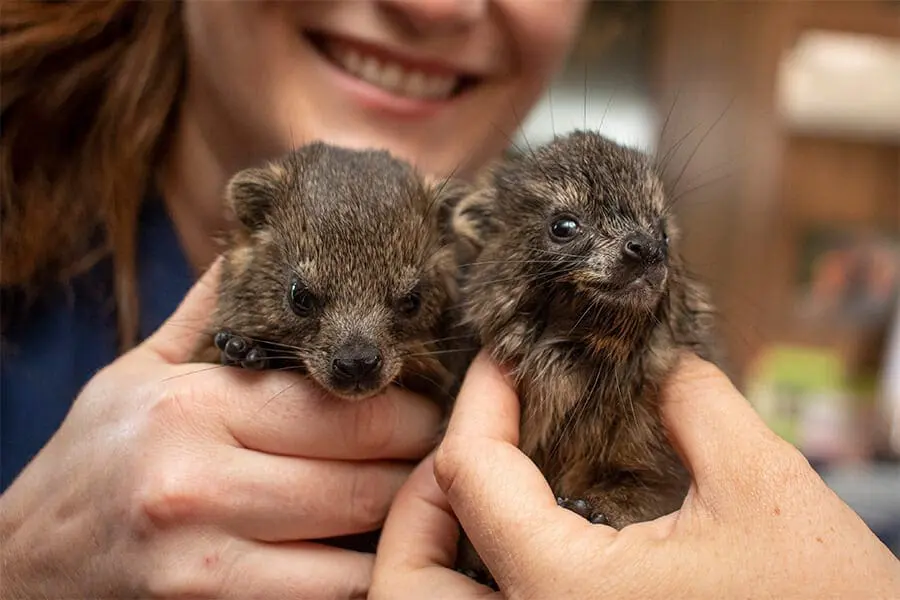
[{"left": 305, "top": 33, "right": 462, "bottom": 120}]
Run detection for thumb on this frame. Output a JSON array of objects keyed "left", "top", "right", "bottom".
[
  {"left": 139, "top": 257, "right": 223, "bottom": 364},
  {"left": 661, "top": 353, "right": 788, "bottom": 493},
  {"left": 434, "top": 352, "right": 596, "bottom": 587}
]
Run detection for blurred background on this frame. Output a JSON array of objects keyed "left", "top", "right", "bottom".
[{"left": 518, "top": 0, "right": 899, "bottom": 554}]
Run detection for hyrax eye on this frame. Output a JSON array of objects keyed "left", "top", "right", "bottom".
[
  {"left": 289, "top": 279, "right": 317, "bottom": 316},
  {"left": 549, "top": 214, "right": 581, "bottom": 243},
  {"left": 396, "top": 289, "right": 422, "bottom": 317}
]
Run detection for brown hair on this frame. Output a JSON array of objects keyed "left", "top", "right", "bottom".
[{"left": 1, "top": 0, "right": 185, "bottom": 351}]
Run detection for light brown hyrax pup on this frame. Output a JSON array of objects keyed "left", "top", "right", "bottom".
[{"left": 451, "top": 130, "right": 719, "bottom": 586}]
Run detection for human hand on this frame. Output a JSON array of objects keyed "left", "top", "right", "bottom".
[
  {"left": 370, "top": 352, "right": 900, "bottom": 599},
  {"left": 0, "top": 259, "right": 442, "bottom": 600}
]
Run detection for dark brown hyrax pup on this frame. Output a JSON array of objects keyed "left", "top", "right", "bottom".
[
  {"left": 452, "top": 129, "right": 718, "bottom": 584},
  {"left": 190, "top": 142, "right": 473, "bottom": 408}
]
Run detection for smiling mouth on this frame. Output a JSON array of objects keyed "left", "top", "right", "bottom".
[{"left": 306, "top": 32, "right": 478, "bottom": 102}]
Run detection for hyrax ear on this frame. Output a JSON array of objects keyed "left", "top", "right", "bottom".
[
  {"left": 448, "top": 175, "right": 500, "bottom": 258},
  {"left": 224, "top": 163, "right": 282, "bottom": 231},
  {"left": 424, "top": 172, "right": 500, "bottom": 254},
  {"left": 424, "top": 175, "right": 473, "bottom": 242}
]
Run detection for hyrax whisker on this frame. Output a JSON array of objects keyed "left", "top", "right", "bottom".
[
  {"left": 656, "top": 121, "right": 702, "bottom": 178},
  {"left": 665, "top": 172, "right": 733, "bottom": 213},
  {"left": 582, "top": 61, "right": 588, "bottom": 131},
  {"left": 670, "top": 96, "right": 735, "bottom": 198},
  {"left": 253, "top": 380, "right": 305, "bottom": 419},
  {"left": 161, "top": 364, "right": 230, "bottom": 383},
  {"left": 401, "top": 347, "right": 480, "bottom": 359},
  {"left": 460, "top": 259, "right": 571, "bottom": 267},
  {"left": 653, "top": 90, "right": 680, "bottom": 166},
  {"left": 470, "top": 269, "right": 574, "bottom": 288},
  {"left": 413, "top": 334, "right": 479, "bottom": 346},
  {"left": 487, "top": 119, "right": 528, "bottom": 160},
  {"left": 395, "top": 371, "right": 456, "bottom": 404},
  {"left": 526, "top": 248, "right": 588, "bottom": 260}
]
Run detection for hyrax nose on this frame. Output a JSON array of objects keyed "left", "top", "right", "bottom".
[
  {"left": 332, "top": 341, "right": 383, "bottom": 383},
  {"left": 622, "top": 232, "right": 666, "bottom": 266}
]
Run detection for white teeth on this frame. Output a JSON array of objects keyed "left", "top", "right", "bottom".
[
  {"left": 404, "top": 71, "right": 428, "bottom": 98},
  {"left": 360, "top": 56, "right": 380, "bottom": 82},
  {"left": 426, "top": 75, "right": 456, "bottom": 97},
  {"left": 344, "top": 49, "right": 362, "bottom": 74},
  {"left": 380, "top": 63, "right": 403, "bottom": 89},
  {"left": 329, "top": 42, "right": 459, "bottom": 101}
]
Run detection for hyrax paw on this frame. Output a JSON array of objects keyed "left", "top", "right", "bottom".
[
  {"left": 214, "top": 330, "right": 268, "bottom": 370},
  {"left": 556, "top": 496, "right": 609, "bottom": 525}
]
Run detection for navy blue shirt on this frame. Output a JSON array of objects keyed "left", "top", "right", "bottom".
[{"left": 1, "top": 196, "right": 194, "bottom": 491}]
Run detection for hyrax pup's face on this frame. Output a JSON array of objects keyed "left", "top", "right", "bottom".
[
  {"left": 462, "top": 131, "right": 674, "bottom": 312},
  {"left": 220, "top": 144, "right": 460, "bottom": 401}
]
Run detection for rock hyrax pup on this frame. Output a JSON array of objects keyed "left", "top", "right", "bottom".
[
  {"left": 452, "top": 129, "right": 719, "bottom": 583},
  {"left": 191, "top": 142, "right": 474, "bottom": 408}
]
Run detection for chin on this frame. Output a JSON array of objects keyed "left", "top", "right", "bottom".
[
  {"left": 321, "top": 379, "right": 391, "bottom": 402},
  {"left": 594, "top": 279, "right": 666, "bottom": 315},
  {"left": 622, "top": 288, "right": 665, "bottom": 313}
]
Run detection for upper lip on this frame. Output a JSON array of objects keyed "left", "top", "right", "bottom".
[{"left": 307, "top": 30, "right": 485, "bottom": 80}]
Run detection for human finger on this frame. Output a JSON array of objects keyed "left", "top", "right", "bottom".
[
  {"left": 370, "top": 567, "right": 498, "bottom": 600},
  {"left": 434, "top": 352, "right": 599, "bottom": 588},
  {"left": 142, "top": 449, "right": 413, "bottom": 542},
  {"left": 371, "top": 455, "right": 496, "bottom": 599},
  {"left": 140, "top": 257, "right": 222, "bottom": 364},
  {"left": 376, "top": 454, "right": 460, "bottom": 570},
  {"left": 175, "top": 365, "right": 442, "bottom": 460},
  {"left": 149, "top": 540, "right": 373, "bottom": 600},
  {"left": 660, "top": 353, "right": 796, "bottom": 492}
]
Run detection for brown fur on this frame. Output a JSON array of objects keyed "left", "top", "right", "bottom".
[
  {"left": 1, "top": 1, "right": 185, "bottom": 350},
  {"left": 452, "top": 130, "right": 719, "bottom": 582},
  {"left": 190, "top": 142, "right": 476, "bottom": 408}
]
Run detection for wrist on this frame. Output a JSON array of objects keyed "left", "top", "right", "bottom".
[
  {"left": 0, "top": 463, "right": 89, "bottom": 600},
  {"left": 0, "top": 488, "right": 34, "bottom": 600}
]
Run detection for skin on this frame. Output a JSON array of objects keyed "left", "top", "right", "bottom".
[
  {"left": 2, "top": 262, "right": 441, "bottom": 599},
  {"left": 370, "top": 352, "right": 900, "bottom": 599},
  {"left": 0, "top": 1, "right": 588, "bottom": 598},
  {"left": 163, "top": 0, "right": 589, "bottom": 272}
]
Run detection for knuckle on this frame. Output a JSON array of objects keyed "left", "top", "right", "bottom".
[
  {"left": 433, "top": 436, "right": 467, "bottom": 493},
  {"left": 133, "top": 462, "right": 209, "bottom": 531},
  {"left": 346, "top": 468, "right": 394, "bottom": 531},
  {"left": 146, "top": 385, "right": 192, "bottom": 431}
]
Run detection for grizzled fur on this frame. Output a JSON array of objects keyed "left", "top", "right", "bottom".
[
  {"left": 190, "top": 142, "right": 473, "bottom": 407},
  {"left": 452, "top": 130, "right": 718, "bottom": 582}
]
